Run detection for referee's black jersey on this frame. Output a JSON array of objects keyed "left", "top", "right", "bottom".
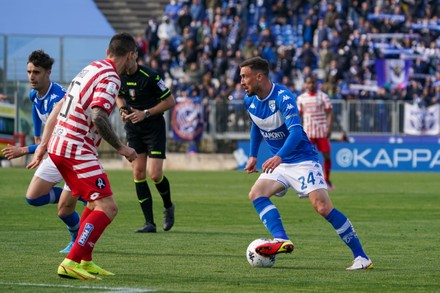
[{"left": 119, "top": 65, "right": 171, "bottom": 115}]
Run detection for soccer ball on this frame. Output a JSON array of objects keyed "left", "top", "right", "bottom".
[{"left": 246, "top": 238, "right": 278, "bottom": 268}]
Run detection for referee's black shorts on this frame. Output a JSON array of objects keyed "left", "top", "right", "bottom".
[{"left": 125, "top": 116, "right": 166, "bottom": 159}]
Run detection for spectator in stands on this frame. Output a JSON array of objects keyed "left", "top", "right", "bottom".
[
  {"left": 184, "top": 61, "right": 203, "bottom": 85},
  {"left": 298, "top": 42, "right": 318, "bottom": 70},
  {"left": 157, "top": 15, "right": 177, "bottom": 42},
  {"left": 313, "top": 18, "right": 332, "bottom": 49},
  {"left": 149, "top": 58, "right": 165, "bottom": 80},
  {"left": 227, "top": 82, "right": 246, "bottom": 131},
  {"left": 357, "top": 1, "right": 373, "bottom": 20},
  {"left": 242, "top": 37, "right": 258, "bottom": 60},
  {"left": 318, "top": 40, "right": 334, "bottom": 72},
  {"left": 146, "top": 0, "right": 440, "bottom": 137},
  {"left": 177, "top": 4, "right": 193, "bottom": 34},
  {"left": 275, "top": 45, "right": 294, "bottom": 81},
  {"left": 404, "top": 79, "right": 423, "bottom": 102},
  {"left": 304, "top": 5, "right": 319, "bottom": 29},
  {"left": 189, "top": 0, "right": 204, "bottom": 22},
  {"left": 145, "top": 17, "right": 160, "bottom": 53},
  {"left": 195, "top": 19, "right": 212, "bottom": 46},
  {"left": 303, "top": 17, "right": 315, "bottom": 45},
  {"left": 271, "top": 0, "right": 292, "bottom": 25},
  {"left": 257, "top": 16, "right": 269, "bottom": 33},
  {"left": 136, "top": 33, "right": 148, "bottom": 64},
  {"left": 323, "top": 2, "right": 339, "bottom": 29},
  {"left": 153, "top": 38, "right": 174, "bottom": 69},
  {"left": 164, "top": 0, "right": 182, "bottom": 24},
  {"left": 225, "top": 49, "right": 243, "bottom": 86},
  {"left": 228, "top": 14, "right": 248, "bottom": 52},
  {"left": 212, "top": 49, "right": 228, "bottom": 78}
]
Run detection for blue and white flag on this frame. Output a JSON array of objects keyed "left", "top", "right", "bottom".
[
  {"left": 375, "top": 59, "right": 412, "bottom": 89},
  {"left": 367, "top": 13, "right": 406, "bottom": 22},
  {"left": 404, "top": 103, "right": 440, "bottom": 135}
]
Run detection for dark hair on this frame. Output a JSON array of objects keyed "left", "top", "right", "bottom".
[
  {"left": 305, "top": 74, "right": 317, "bottom": 84},
  {"left": 27, "top": 50, "right": 54, "bottom": 70},
  {"left": 108, "top": 32, "right": 137, "bottom": 57},
  {"left": 239, "top": 57, "right": 269, "bottom": 76}
]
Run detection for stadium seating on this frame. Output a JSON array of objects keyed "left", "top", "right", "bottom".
[{"left": 94, "top": 0, "right": 169, "bottom": 36}]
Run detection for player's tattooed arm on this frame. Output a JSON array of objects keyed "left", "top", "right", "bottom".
[{"left": 91, "top": 107, "right": 123, "bottom": 150}]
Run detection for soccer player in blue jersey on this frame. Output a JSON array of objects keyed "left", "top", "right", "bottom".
[
  {"left": 1, "top": 50, "right": 81, "bottom": 253},
  {"left": 239, "top": 57, "right": 373, "bottom": 270}
]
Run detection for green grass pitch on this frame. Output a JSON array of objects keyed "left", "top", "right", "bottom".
[{"left": 0, "top": 168, "right": 439, "bottom": 292}]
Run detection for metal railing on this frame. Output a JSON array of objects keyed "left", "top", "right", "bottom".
[
  {"left": 108, "top": 99, "right": 410, "bottom": 151},
  {"left": 3, "top": 80, "right": 416, "bottom": 153},
  {"left": 190, "top": 99, "right": 408, "bottom": 140},
  {"left": 111, "top": 99, "right": 408, "bottom": 146}
]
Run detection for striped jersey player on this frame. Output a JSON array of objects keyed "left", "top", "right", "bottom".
[
  {"left": 296, "top": 75, "right": 334, "bottom": 190},
  {"left": 48, "top": 59, "right": 120, "bottom": 161},
  {"left": 27, "top": 33, "right": 138, "bottom": 280}
]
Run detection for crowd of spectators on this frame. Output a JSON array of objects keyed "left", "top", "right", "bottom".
[{"left": 138, "top": 0, "right": 440, "bottom": 110}]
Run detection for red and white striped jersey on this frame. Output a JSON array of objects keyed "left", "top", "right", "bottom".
[
  {"left": 296, "top": 90, "right": 332, "bottom": 138},
  {"left": 48, "top": 59, "right": 121, "bottom": 160}
]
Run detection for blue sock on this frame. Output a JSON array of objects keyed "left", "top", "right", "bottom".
[
  {"left": 325, "top": 208, "right": 367, "bottom": 259},
  {"left": 253, "top": 197, "right": 289, "bottom": 240},
  {"left": 25, "top": 186, "right": 63, "bottom": 206},
  {"left": 59, "top": 211, "right": 80, "bottom": 241}
]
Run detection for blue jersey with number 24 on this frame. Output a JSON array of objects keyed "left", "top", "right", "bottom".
[{"left": 244, "top": 83, "right": 318, "bottom": 164}]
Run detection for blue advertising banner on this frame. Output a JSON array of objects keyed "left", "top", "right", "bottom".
[
  {"left": 332, "top": 143, "right": 440, "bottom": 172},
  {"left": 235, "top": 139, "right": 440, "bottom": 172}
]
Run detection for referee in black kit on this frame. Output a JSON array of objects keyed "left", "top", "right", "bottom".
[{"left": 117, "top": 50, "right": 176, "bottom": 233}]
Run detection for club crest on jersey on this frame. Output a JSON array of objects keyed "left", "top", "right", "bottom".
[
  {"left": 129, "top": 89, "right": 136, "bottom": 100},
  {"left": 269, "top": 100, "right": 276, "bottom": 112},
  {"left": 96, "top": 177, "right": 106, "bottom": 189}
]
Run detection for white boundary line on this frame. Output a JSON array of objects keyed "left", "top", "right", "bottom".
[{"left": 0, "top": 282, "right": 157, "bottom": 292}]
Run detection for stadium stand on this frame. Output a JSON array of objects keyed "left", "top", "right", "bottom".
[
  {"left": 94, "top": 0, "right": 169, "bottom": 36},
  {"left": 90, "top": 0, "right": 439, "bottom": 145}
]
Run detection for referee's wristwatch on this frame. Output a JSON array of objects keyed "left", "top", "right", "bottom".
[{"left": 144, "top": 109, "right": 151, "bottom": 119}]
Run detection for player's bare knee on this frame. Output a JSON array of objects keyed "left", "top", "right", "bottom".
[
  {"left": 58, "top": 205, "right": 75, "bottom": 217},
  {"left": 312, "top": 199, "right": 333, "bottom": 217},
  {"left": 150, "top": 174, "right": 162, "bottom": 183},
  {"left": 107, "top": 205, "right": 118, "bottom": 220},
  {"left": 25, "top": 192, "right": 40, "bottom": 200},
  {"left": 134, "top": 169, "right": 146, "bottom": 180},
  {"left": 248, "top": 189, "right": 263, "bottom": 201},
  {"left": 314, "top": 205, "right": 329, "bottom": 217}
]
